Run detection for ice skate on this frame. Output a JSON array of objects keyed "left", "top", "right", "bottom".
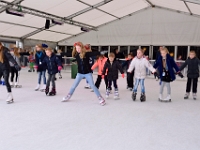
[
  {"left": 132, "top": 92, "right": 137, "bottom": 101},
  {"left": 14, "top": 82, "right": 22, "bottom": 88},
  {"left": 184, "top": 93, "right": 189, "bottom": 99},
  {"left": 114, "top": 90, "right": 119, "bottom": 100},
  {"left": 140, "top": 93, "right": 146, "bottom": 102},
  {"left": 10, "top": 82, "right": 14, "bottom": 88},
  {"left": 28, "top": 70, "right": 32, "bottom": 72},
  {"left": 160, "top": 95, "right": 171, "bottom": 102},
  {"left": 59, "top": 73, "right": 62, "bottom": 79},
  {"left": 98, "top": 96, "right": 106, "bottom": 106},
  {"left": 62, "top": 94, "right": 71, "bottom": 102},
  {"left": 158, "top": 94, "right": 163, "bottom": 101},
  {"left": 35, "top": 84, "right": 40, "bottom": 91},
  {"left": 6, "top": 93, "right": 14, "bottom": 104},
  {"left": 105, "top": 89, "right": 109, "bottom": 99},
  {"left": 40, "top": 85, "right": 46, "bottom": 92},
  {"left": 84, "top": 84, "right": 91, "bottom": 89},
  {"left": 45, "top": 87, "right": 49, "bottom": 95},
  {"left": 193, "top": 93, "right": 197, "bottom": 100},
  {"left": 49, "top": 88, "right": 56, "bottom": 96}
]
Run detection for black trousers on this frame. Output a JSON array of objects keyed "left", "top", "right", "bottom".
[
  {"left": 46, "top": 74, "right": 56, "bottom": 88},
  {"left": 0, "top": 69, "right": 11, "bottom": 92},
  {"left": 127, "top": 72, "right": 134, "bottom": 88},
  {"left": 95, "top": 75, "right": 108, "bottom": 89},
  {"left": 108, "top": 79, "right": 118, "bottom": 90},
  {"left": 186, "top": 78, "right": 198, "bottom": 93},
  {"left": 10, "top": 66, "right": 18, "bottom": 82}
]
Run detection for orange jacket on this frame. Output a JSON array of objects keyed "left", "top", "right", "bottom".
[{"left": 91, "top": 57, "right": 107, "bottom": 75}]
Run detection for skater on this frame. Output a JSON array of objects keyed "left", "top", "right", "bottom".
[
  {"left": 39, "top": 48, "right": 62, "bottom": 96},
  {"left": 0, "top": 42, "right": 21, "bottom": 103},
  {"left": 179, "top": 51, "right": 200, "bottom": 100},
  {"left": 9, "top": 47, "right": 21, "bottom": 88},
  {"left": 34, "top": 44, "right": 47, "bottom": 91},
  {"left": 122, "top": 53, "right": 134, "bottom": 91},
  {"left": 91, "top": 54, "right": 108, "bottom": 91},
  {"left": 62, "top": 42, "right": 106, "bottom": 106},
  {"left": 154, "top": 47, "right": 183, "bottom": 102},
  {"left": 102, "top": 53, "right": 125, "bottom": 100},
  {"left": 128, "top": 49, "right": 157, "bottom": 102},
  {"left": 56, "top": 49, "right": 63, "bottom": 79},
  {"left": 28, "top": 51, "right": 35, "bottom": 72}
]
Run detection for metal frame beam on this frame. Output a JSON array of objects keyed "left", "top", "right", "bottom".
[
  {"left": 145, "top": 0, "right": 155, "bottom": 7},
  {"left": 184, "top": 1, "right": 192, "bottom": 15},
  {"left": 0, "top": 0, "right": 24, "bottom": 13}
]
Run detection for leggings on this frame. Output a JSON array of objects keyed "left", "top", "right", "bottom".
[
  {"left": 0, "top": 69, "right": 11, "bottom": 92},
  {"left": 160, "top": 81, "right": 171, "bottom": 95},
  {"left": 46, "top": 74, "right": 56, "bottom": 88},
  {"left": 108, "top": 79, "right": 118, "bottom": 91},
  {"left": 10, "top": 67, "right": 18, "bottom": 82}
]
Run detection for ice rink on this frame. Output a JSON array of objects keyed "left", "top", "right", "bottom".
[{"left": 0, "top": 68, "right": 200, "bottom": 150}]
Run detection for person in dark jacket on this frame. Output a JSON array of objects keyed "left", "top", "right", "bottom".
[
  {"left": 56, "top": 49, "right": 63, "bottom": 79},
  {"left": 179, "top": 51, "right": 200, "bottom": 100},
  {"left": 0, "top": 42, "right": 21, "bottom": 103},
  {"left": 34, "top": 44, "right": 47, "bottom": 91},
  {"left": 102, "top": 52, "right": 124, "bottom": 99},
  {"left": 62, "top": 42, "right": 106, "bottom": 106},
  {"left": 41, "top": 48, "right": 62, "bottom": 96},
  {"left": 154, "top": 47, "right": 183, "bottom": 102}
]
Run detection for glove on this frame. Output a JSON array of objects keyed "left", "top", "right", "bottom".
[
  {"left": 14, "top": 64, "right": 21, "bottom": 71},
  {"left": 177, "top": 72, "right": 184, "bottom": 78},
  {"left": 34, "top": 65, "right": 38, "bottom": 70},
  {"left": 153, "top": 72, "right": 159, "bottom": 79},
  {"left": 102, "top": 75, "right": 104, "bottom": 79},
  {"left": 58, "top": 66, "right": 62, "bottom": 71},
  {"left": 122, "top": 73, "right": 125, "bottom": 78}
]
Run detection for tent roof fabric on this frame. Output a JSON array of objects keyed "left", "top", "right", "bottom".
[{"left": 0, "top": 0, "right": 200, "bottom": 43}]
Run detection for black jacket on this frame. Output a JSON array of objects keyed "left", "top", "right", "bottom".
[
  {"left": 74, "top": 51, "right": 100, "bottom": 74},
  {"left": 102, "top": 60, "right": 124, "bottom": 80},
  {"left": 43, "top": 53, "right": 62, "bottom": 75},
  {"left": 180, "top": 57, "right": 200, "bottom": 78},
  {"left": 0, "top": 46, "right": 18, "bottom": 71},
  {"left": 35, "top": 50, "right": 46, "bottom": 72},
  {"left": 122, "top": 58, "right": 134, "bottom": 73}
]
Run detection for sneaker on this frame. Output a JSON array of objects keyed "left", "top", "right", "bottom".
[
  {"left": 193, "top": 93, "right": 197, "bottom": 100},
  {"left": 62, "top": 94, "right": 71, "bottom": 102},
  {"left": 99, "top": 97, "right": 106, "bottom": 106},
  {"left": 184, "top": 93, "right": 189, "bottom": 99}
]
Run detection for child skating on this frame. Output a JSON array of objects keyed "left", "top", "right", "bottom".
[
  {"left": 128, "top": 49, "right": 157, "bottom": 102},
  {"left": 56, "top": 49, "right": 63, "bottom": 79},
  {"left": 154, "top": 47, "right": 183, "bottom": 102},
  {"left": 179, "top": 51, "right": 200, "bottom": 100},
  {"left": 102, "top": 53, "right": 124, "bottom": 100},
  {"left": 62, "top": 42, "right": 106, "bottom": 106},
  {"left": 28, "top": 51, "right": 35, "bottom": 72},
  {"left": 40, "top": 48, "right": 62, "bottom": 96}
]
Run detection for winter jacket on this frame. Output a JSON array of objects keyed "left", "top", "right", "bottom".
[
  {"left": 9, "top": 53, "right": 21, "bottom": 67},
  {"left": 179, "top": 57, "right": 200, "bottom": 79},
  {"left": 35, "top": 50, "right": 46, "bottom": 72},
  {"left": 102, "top": 60, "right": 124, "bottom": 80},
  {"left": 0, "top": 46, "right": 18, "bottom": 71},
  {"left": 128, "top": 57, "right": 155, "bottom": 79},
  {"left": 42, "top": 53, "right": 62, "bottom": 75},
  {"left": 122, "top": 58, "right": 134, "bottom": 73},
  {"left": 74, "top": 51, "right": 100, "bottom": 74},
  {"left": 91, "top": 57, "right": 108, "bottom": 75},
  {"left": 154, "top": 54, "right": 179, "bottom": 81}
]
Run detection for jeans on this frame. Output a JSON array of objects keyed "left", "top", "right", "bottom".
[
  {"left": 186, "top": 78, "right": 198, "bottom": 93},
  {"left": 0, "top": 69, "right": 11, "bottom": 92},
  {"left": 133, "top": 78, "right": 145, "bottom": 93},
  {"left": 46, "top": 74, "right": 56, "bottom": 88},
  {"left": 69, "top": 73, "right": 101, "bottom": 97},
  {"left": 38, "top": 71, "right": 46, "bottom": 84}
]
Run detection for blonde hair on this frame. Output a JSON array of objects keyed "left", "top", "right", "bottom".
[
  {"left": 108, "top": 52, "right": 115, "bottom": 58},
  {"left": 189, "top": 50, "right": 196, "bottom": 56},
  {"left": 45, "top": 48, "right": 53, "bottom": 53},
  {"left": 35, "top": 44, "right": 43, "bottom": 51},
  {"left": 72, "top": 42, "right": 86, "bottom": 59},
  {"left": 137, "top": 48, "right": 144, "bottom": 54},
  {"left": 0, "top": 42, "right": 4, "bottom": 63},
  {"left": 12, "top": 47, "right": 20, "bottom": 57},
  {"left": 160, "top": 47, "right": 169, "bottom": 53}
]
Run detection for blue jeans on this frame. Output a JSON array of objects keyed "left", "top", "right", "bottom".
[
  {"left": 133, "top": 78, "right": 145, "bottom": 93},
  {"left": 69, "top": 73, "right": 101, "bottom": 97},
  {"left": 38, "top": 71, "right": 46, "bottom": 84}
]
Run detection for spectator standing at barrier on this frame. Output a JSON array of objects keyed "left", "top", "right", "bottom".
[{"left": 0, "top": 42, "right": 21, "bottom": 104}]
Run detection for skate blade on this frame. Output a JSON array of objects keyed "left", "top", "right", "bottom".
[
  {"left": 159, "top": 99, "right": 171, "bottom": 102},
  {"left": 7, "top": 100, "right": 14, "bottom": 104},
  {"left": 114, "top": 97, "right": 119, "bottom": 100}
]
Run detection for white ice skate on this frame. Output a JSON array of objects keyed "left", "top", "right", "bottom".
[
  {"left": 14, "top": 82, "right": 22, "bottom": 88},
  {"left": 99, "top": 97, "right": 106, "bottom": 106},
  {"left": 193, "top": 93, "right": 197, "bottom": 100},
  {"left": 10, "top": 82, "right": 14, "bottom": 88},
  {"left": 105, "top": 90, "right": 109, "bottom": 99},
  {"left": 62, "top": 94, "right": 71, "bottom": 102},
  {"left": 35, "top": 84, "right": 40, "bottom": 91},
  {"left": 6, "top": 93, "right": 14, "bottom": 104},
  {"left": 84, "top": 83, "right": 91, "bottom": 89},
  {"left": 160, "top": 95, "right": 171, "bottom": 102},
  {"left": 158, "top": 94, "right": 163, "bottom": 101},
  {"left": 114, "top": 91, "right": 119, "bottom": 100},
  {"left": 40, "top": 85, "right": 46, "bottom": 92}
]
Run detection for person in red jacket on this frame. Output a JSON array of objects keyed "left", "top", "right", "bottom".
[{"left": 91, "top": 54, "right": 108, "bottom": 91}]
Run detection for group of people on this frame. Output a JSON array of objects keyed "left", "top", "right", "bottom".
[{"left": 0, "top": 41, "right": 200, "bottom": 106}]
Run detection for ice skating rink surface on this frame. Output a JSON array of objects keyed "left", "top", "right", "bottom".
[{"left": 0, "top": 68, "right": 200, "bottom": 150}]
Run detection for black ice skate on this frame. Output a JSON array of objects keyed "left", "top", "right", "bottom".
[
  {"left": 49, "top": 88, "right": 56, "bottom": 96},
  {"left": 132, "top": 92, "right": 137, "bottom": 101},
  {"left": 140, "top": 93, "right": 146, "bottom": 102},
  {"left": 45, "top": 87, "right": 49, "bottom": 95}
]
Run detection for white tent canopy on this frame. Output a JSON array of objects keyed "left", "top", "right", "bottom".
[{"left": 0, "top": 0, "right": 200, "bottom": 44}]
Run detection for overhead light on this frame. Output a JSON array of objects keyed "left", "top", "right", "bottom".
[
  {"left": 81, "top": 27, "right": 90, "bottom": 32},
  {"left": 52, "top": 19, "right": 63, "bottom": 25},
  {"left": 6, "top": 9, "right": 24, "bottom": 17}
]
